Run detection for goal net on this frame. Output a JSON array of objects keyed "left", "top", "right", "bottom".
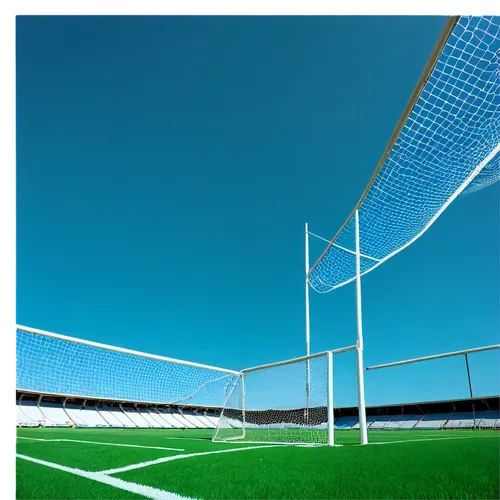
[
  {"left": 16, "top": 325, "right": 238, "bottom": 407},
  {"left": 213, "top": 347, "right": 355, "bottom": 445},
  {"left": 307, "top": 16, "right": 500, "bottom": 293}
]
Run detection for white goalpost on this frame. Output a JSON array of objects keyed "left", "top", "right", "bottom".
[
  {"left": 304, "top": 211, "right": 369, "bottom": 445},
  {"left": 302, "top": 16, "right": 500, "bottom": 445},
  {"left": 213, "top": 345, "right": 356, "bottom": 446}
]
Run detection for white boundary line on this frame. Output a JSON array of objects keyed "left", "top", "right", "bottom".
[
  {"left": 98, "top": 444, "right": 287, "bottom": 475},
  {"left": 368, "top": 435, "right": 500, "bottom": 446},
  {"left": 16, "top": 453, "right": 194, "bottom": 500},
  {"left": 17, "top": 436, "right": 184, "bottom": 451}
]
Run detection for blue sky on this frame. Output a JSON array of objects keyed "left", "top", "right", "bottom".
[{"left": 17, "top": 16, "right": 499, "bottom": 408}]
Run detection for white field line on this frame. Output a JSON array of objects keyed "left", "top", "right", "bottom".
[
  {"left": 166, "top": 436, "right": 309, "bottom": 447},
  {"left": 98, "top": 444, "right": 287, "bottom": 475},
  {"left": 163, "top": 437, "right": 227, "bottom": 443},
  {"left": 368, "top": 435, "right": 500, "bottom": 446},
  {"left": 16, "top": 453, "right": 195, "bottom": 500},
  {"left": 16, "top": 436, "right": 184, "bottom": 451}
]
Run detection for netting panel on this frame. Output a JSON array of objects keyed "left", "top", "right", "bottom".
[
  {"left": 16, "top": 328, "right": 234, "bottom": 406},
  {"left": 309, "top": 16, "right": 500, "bottom": 293}
]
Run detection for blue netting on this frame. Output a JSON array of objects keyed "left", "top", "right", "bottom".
[
  {"left": 16, "top": 328, "right": 234, "bottom": 406},
  {"left": 309, "top": 16, "right": 500, "bottom": 293}
]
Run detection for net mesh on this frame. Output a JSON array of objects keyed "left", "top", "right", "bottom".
[
  {"left": 16, "top": 327, "right": 234, "bottom": 406},
  {"left": 213, "top": 355, "right": 330, "bottom": 444},
  {"left": 308, "top": 16, "right": 500, "bottom": 293}
]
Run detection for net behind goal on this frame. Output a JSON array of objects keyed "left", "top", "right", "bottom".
[
  {"left": 16, "top": 325, "right": 238, "bottom": 407},
  {"left": 213, "top": 346, "right": 356, "bottom": 445}
]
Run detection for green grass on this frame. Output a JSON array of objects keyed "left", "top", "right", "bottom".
[{"left": 16, "top": 427, "right": 500, "bottom": 499}]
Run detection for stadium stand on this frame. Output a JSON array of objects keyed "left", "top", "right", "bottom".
[
  {"left": 79, "top": 404, "right": 109, "bottom": 427},
  {"left": 122, "top": 406, "right": 150, "bottom": 427},
  {"left": 198, "top": 410, "right": 217, "bottom": 428},
  {"left": 146, "top": 407, "right": 168, "bottom": 428},
  {"left": 396, "top": 414, "right": 424, "bottom": 429},
  {"left": 63, "top": 403, "right": 89, "bottom": 427},
  {"left": 171, "top": 408, "right": 197, "bottom": 428},
  {"left": 181, "top": 408, "right": 209, "bottom": 428},
  {"left": 39, "top": 401, "right": 70, "bottom": 427},
  {"left": 157, "top": 407, "right": 187, "bottom": 428},
  {"left": 414, "top": 413, "right": 451, "bottom": 429},
  {"left": 475, "top": 410, "right": 500, "bottom": 429},
  {"left": 384, "top": 414, "right": 422, "bottom": 429},
  {"left": 352, "top": 415, "right": 379, "bottom": 429},
  {"left": 368, "top": 415, "right": 394, "bottom": 429},
  {"left": 135, "top": 407, "right": 154, "bottom": 427},
  {"left": 444, "top": 412, "right": 475, "bottom": 429},
  {"left": 149, "top": 407, "right": 174, "bottom": 428},
  {"left": 97, "top": 405, "right": 127, "bottom": 427},
  {"left": 334, "top": 416, "right": 358, "bottom": 429},
  {"left": 15, "top": 391, "right": 499, "bottom": 431},
  {"left": 203, "top": 410, "right": 220, "bottom": 428},
  {"left": 17, "top": 398, "right": 45, "bottom": 426}
]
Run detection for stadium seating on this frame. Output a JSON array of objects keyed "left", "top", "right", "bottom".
[
  {"left": 137, "top": 407, "right": 163, "bottom": 428},
  {"left": 199, "top": 411, "right": 217, "bottom": 428},
  {"left": 17, "top": 396, "right": 498, "bottom": 431},
  {"left": 121, "top": 407, "right": 150, "bottom": 427},
  {"left": 180, "top": 409, "right": 210, "bottom": 428},
  {"left": 384, "top": 414, "right": 422, "bottom": 429},
  {"left": 334, "top": 416, "right": 358, "bottom": 429},
  {"left": 414, "top": 413, "right": 450, "bottom": 429},
  {"left": 39, "top": 401, "right": 70, "bottom": 427},
  {"left": 17, "top": 400, "right": 45, "bottom": 426},
  {"left": 146, "top": 408, "right": 170, "bottom": 428},
  {"left": 156, "top": 407, "right": 186, "bottom": 428},
  {"left": 148, "top": 407, "right": 174, "bottom": 428},
  {"left": 475, "top": 411, "right": 500, "bottom": 429},
  {"left": 443, "top": 412, "right": 475, "bottom": 429},
  {"left": 171, "top": 408, "right": 197, "bottom": 428},
  {"left": 368, "top": 415, "right": 394, "bottom": 429},
  {"left": 96, "top": 405, "right": 128, "bottom": 427},
  {"left": 79, "top": 405, "right": 110, "bottom": 427},
  {"left": 63, "top": 403, "right": 89, "bottom": 427},
  {"left": 397, "top": 415, "right": 424, "bottom": 429},
  {"left": 204, "top": 412, "right": 220, "bottom": 428}
]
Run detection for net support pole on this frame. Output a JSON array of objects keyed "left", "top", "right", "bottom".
[
  {"left": 305, "top": 223, "right": 311, "bottom": 409},
  {"left": 241, "top": 373, "right": 246, "bottom": 440},
  {"left": 464, "top": 353, "right": 476, "bottom": 428},
  {"left": 327, "top": 350, "right": 334, "bottom": 446},
  {"left": 355, "top": 210, "right": 368, "bottom": 445}
]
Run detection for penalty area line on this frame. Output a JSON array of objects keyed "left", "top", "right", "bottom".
[
  {"left": 16, "top": 453, "right": 195, "bottom": 500},
  {"left": 98, "top": 444, "right": 288, "bottom": 475},
  {"left": 16, "top": 436, "right": 184, "bottom": 451}
]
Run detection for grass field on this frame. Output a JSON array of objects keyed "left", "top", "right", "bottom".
[{"left": 16, "top": 427, "right": 500, "bottom": 499}]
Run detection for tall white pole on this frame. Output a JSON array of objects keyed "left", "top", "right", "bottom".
[
  {"left": 355, "top": 210, "right": 368, "bottom": 445},
  {"left": 241, "top": 374, "right": 246, "bottom": 440},
  {"left": 327, "top": 351, "right": 334, "bottom": 446},
  {"left": 305, "top": 223, "right": 311, "bottom": 409}
]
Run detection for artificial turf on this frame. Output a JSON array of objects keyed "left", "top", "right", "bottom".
[{"left": 16, "top": 427, "right": 500, "bottom": 500}]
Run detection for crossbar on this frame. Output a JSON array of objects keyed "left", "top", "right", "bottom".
[
  {"left": 241, "top": 345, "right": 356, "bottom": 374},
  {"left": 365, "top": 345, "right": 500, "bottom": 371}
]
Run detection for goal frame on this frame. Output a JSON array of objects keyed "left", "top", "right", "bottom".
[{"left": 213, "top": 344, "right": 357, "bottom": 446}]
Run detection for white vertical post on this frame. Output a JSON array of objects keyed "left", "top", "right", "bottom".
[
  {"left": 241, "top": 374, "right": 246, "bottom": 439},
  {"left": 355, "top": 210, "right": 368, "bottom": 445},
  {"left": 305, "top": 223, "right": 311, "bottom": 408},
  {"left": 327, "top": 351, "right": 334, "bottom": 446}
]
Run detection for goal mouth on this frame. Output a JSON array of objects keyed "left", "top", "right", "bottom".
[{"left": 213, "top": 347, "right": 357, "bottom": 447}]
